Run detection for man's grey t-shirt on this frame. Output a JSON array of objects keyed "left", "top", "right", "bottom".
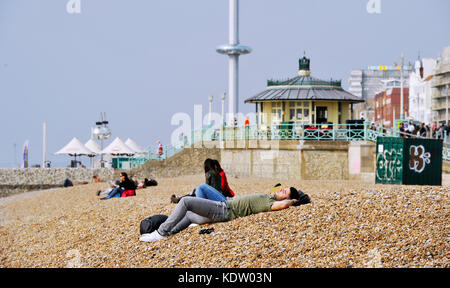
[{"left": 225, "top": 194, "right": 276, "bottom": 221}]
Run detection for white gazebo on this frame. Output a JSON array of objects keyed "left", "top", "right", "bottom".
[
  {"left": 84, "top": 139, "right": 102, "bottom": 168},
  {"left": 124, "top": 138, "right": 146, "bottom": 154},
  {"left": 55, "top": 137, "right": 94, "bottom": 167},
  {"left": 101, "top": 137, "right": 135, "bottom": 156},
  {"left": 101, "top": 137, "right": 136, "bottom": 169}
]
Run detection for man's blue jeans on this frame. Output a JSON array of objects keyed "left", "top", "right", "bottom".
[
  {"left": 195, "top": 184, "right": 227, "bottom": 202},
  {"left": 104, "top": 187, "right": 123, "bottom": 199}
]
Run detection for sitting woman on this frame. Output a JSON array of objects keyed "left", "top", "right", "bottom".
[
  {"left": 192, "top": 159, "right": 235, "bottom": 202},
  {"left": 100, "top": 172, "right": 136, "bottom": 200},
  {"left": 140, "top": 186, "right": 303, "bottom": 242},
  {"left": 212, "top": 159, "right": 234, "bottom": 198},
  {"left": 172, "top": 159, "right": 234, "bottom": 203},
  {"left": 171, "top": 158, "right": 223, "bottom": 203}
]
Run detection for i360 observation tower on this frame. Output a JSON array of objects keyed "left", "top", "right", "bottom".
[{"left": 216, "top": 0, "right": 252, "bottom": 125}]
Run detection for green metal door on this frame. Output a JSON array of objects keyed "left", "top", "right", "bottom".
[
  {"left": 376, "top": 137, "right": 403, "bottom": 184},
  {"left": 402, "top": 138, "right": 442, "bottom": 185}
]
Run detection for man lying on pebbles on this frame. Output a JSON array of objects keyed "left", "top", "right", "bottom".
[{"left": 139, "top": 185, "right": 310, "bottom": 242}]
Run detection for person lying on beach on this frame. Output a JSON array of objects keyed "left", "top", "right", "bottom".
[
  {"left": 133, "top": 178, "right": 158, "bottom": 190},
  {"left": 139, "top": 186, "right": 304, "bottom": 242},
  {"left": 134, "top": 179, "right": 145, "bottom": 190}
]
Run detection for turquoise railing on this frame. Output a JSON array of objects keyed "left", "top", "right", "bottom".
[{"left": 118, "top": 121, "right": 449, "bottom": 169}]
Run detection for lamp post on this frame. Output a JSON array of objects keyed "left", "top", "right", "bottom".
[
  {"left": 221, "top": 93, "right": 226, "bottom": 146},
  {"left": 221, "top": 93, "right": 226, "bottom": 126},
  {"left": 208, "top": 95, "right": 213, "bottom": 124},
  {"left": 400, "top": 52, "right": 404, "bottom": 120},
  {"left": 42, "top": 121, "right": 47, "bottom": 168}
]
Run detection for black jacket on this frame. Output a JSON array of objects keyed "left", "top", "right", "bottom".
[
  {"left": 119, "top": 178, "right": 137, "bottom": 190},
  {"left": 205, "top": 171, "right": 223, "bottom": 193}
]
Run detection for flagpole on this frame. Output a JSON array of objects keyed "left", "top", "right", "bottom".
[{"left": 43, "top": 121, "right": 47, "bottom": 168}]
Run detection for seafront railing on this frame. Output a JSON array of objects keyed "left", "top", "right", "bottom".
[
  {"left": 123, "top": 121, "right": 449, "bottom": 169},
  {"left": 189, "top": 122, "right": 393, "bottom": 143}
]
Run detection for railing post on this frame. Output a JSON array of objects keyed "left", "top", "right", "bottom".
[
  {"left": 364, "top": 120, "right": 370, "bottom": 141},
  {"left": 301, "top": 122, "right": 304, "bottom": 140}
]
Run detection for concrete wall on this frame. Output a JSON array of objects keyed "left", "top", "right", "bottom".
[
  {"left": 220, "top": 141, "right": 355, "bottom": 181},
  {"left": 0, "top": 168, "right": 114, "bottom": 197},
  {"left": 220, "top": 149, "right": 302, "bottom": 179},
  {"left": 443, "top": 161, "right": 450, "bottom": 174}
]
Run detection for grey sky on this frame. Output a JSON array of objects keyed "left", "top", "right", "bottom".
[{"left": 0, "top": 0, "right": 449, "bottom": 167}]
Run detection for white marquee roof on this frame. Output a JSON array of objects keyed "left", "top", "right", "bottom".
[
  {"left": 124, "top": 138, "right": 146, "bottom": 153},
  {"left": 101, "top": 137, "right": 135, "bottom": 155},
  {"left": 55, "top": 137, "right": 94, "bottom": 156},
  {"left": 84, "top": 139, "right": 102, "bottom": 155}
]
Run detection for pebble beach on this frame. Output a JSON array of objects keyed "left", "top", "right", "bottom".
[{"left": 0, "top": 174, "right": 448, "bottom": 268}]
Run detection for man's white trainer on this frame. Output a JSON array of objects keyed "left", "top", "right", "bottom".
[{"left": 139, "top": 230, "right": 166, "bottom": 242}]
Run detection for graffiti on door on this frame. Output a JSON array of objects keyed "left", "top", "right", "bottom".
[
  {"left": 376, "top": 148, "right": 403, "bottom": 182},
  {"left": 409, "top": 145, "right": 431, "bottom": 173}
]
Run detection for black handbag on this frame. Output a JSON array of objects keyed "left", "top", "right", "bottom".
[{"left": 139, "top": 214, "right": 168, "bottom": 235}]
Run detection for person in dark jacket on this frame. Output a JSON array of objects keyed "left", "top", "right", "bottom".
[
  {"left": 170, "top": 158, "right": 223, "bottom": 203},
  {"left": 194, "top": 159, "right": 235, "bottom": 201},
  {"left": 212, "top": 159, "right": 234, "bottom": 198},
  {"left": 100, "top": 172, "right": 136, "bottom": 200},
  {"left": 204, "top": 158, "right": 223, "bottom": 194}
]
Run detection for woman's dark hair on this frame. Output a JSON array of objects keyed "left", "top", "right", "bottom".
[
  {"left": 120, "top": 172, "right": 128, "bottom": 179},
  {"left": 204, "top": 158, "right": 216, "bottom": 174},
  {"left": 212, "top": 159, "right": 223, "bottom": 173}
]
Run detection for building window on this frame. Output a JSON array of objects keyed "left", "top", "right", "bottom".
[
  {"left": 272, "top": 102, "right": 281, "bottom": 108},
  {"left": 289, "top": 109, "right": 295, "bottom": 121},
  {"left": 304, "top": 108, "right": 309, "bottom": 119},
  {"left": 296, "top": 109, "right": 303, "bottom": 120}
]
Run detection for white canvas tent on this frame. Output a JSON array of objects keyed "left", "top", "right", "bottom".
[
  {"left": 101, "top": 137, "right": 135, "bottom": 155},
  {"left": 124, "top": 138, "right": 146, "bottom": 154},
  {"left": 84, "top": 139, "right": 102, "bottom": 155},
  {"left": 84, "top": 139, "right": 102, "bottom": 168},
  {"left": 55, "top": 137, "right": 94, "bottom": 167}
]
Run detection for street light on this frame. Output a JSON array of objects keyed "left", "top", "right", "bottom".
[
  {"left": 221, "top": 93, "right": 226, "bottom": 126},
  {"left": 400, "top": 52, "right": 404, "bottom": 120},
  {"left": 208, "top": 95, "right": 213, "bottom": 124}
]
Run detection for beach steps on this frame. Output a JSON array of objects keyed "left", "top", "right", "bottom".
[{"left": 126, "top": 147, "right": 221, "bottom": 179}]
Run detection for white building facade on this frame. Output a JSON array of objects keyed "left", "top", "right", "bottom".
[
  {"left": 432, "top": 46, "right": 450, "bottom": 125},
  {"left": 408, "top": 58, "right": 438, "bottom": 125}
]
